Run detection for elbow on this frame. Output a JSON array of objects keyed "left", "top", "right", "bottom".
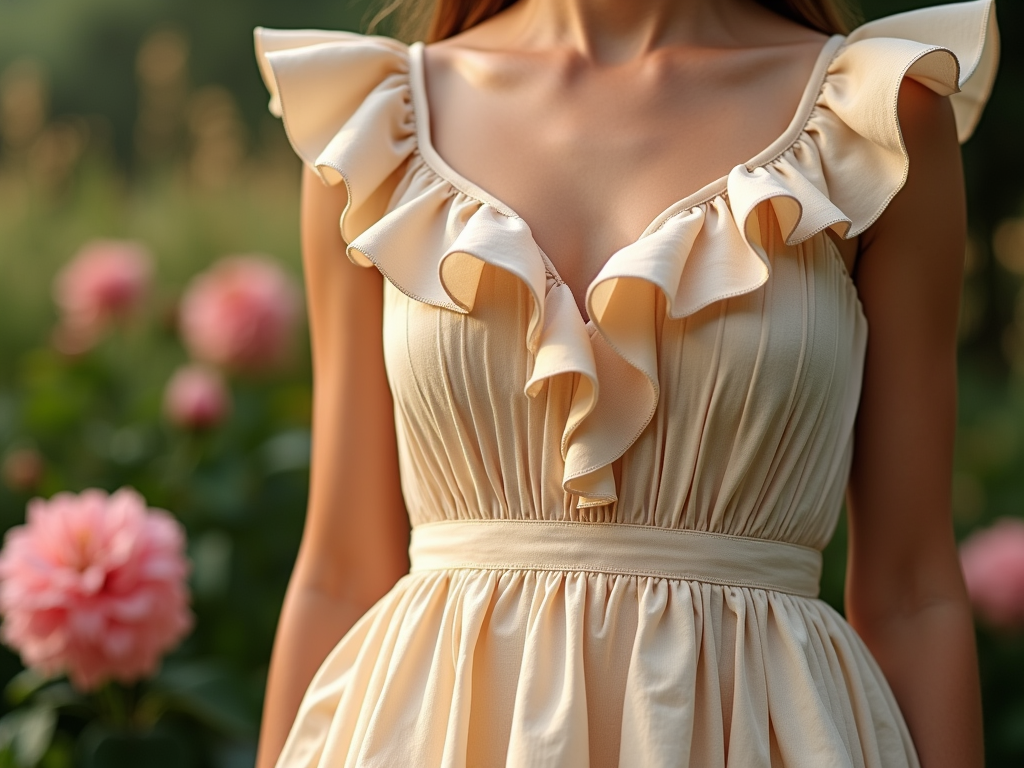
[
  {"left": 844, "top": 556, "right": 974, "bottom": 642},
  {"left": 289, "top": 543, "right": 408, "bottom": 613}
]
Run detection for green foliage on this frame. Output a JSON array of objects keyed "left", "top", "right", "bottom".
[{"left": 0, "top": 149, "right": 310, "bottom": 765}]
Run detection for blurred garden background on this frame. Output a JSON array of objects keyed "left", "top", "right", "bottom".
[{"left": 0, "top": 0, "right": 1022, "bottom": 765}]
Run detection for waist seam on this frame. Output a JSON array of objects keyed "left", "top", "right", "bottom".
[
  {"left": 410, "top": 519, "right": 821, "bottom": 557},
  {"left": 407, "top": 519, "right": 823, "bottom": 598},
  {"left": 408, "top": 562, "right": 817, "bottom": 595}
]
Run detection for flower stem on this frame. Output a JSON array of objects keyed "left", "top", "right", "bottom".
[{"left": 97, "top": 682, "right": 130, "bottom": 730}]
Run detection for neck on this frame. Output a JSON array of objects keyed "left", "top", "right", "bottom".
[{"left": 502, "top": 0, "right": 764, "bottom": 62}]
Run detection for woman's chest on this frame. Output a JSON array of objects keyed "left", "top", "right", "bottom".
[
  {"left": 380, "top": 231, "right": 866, "bottom": 428},
  {"left": 421, "top": 39, "right": 836, "bottom": 305}
]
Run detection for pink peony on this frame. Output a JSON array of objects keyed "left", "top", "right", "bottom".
[
  {"left": 0, "top": 488, "right": 193, "bottom": 691},
  {"left": 959, "top": 517, "right": 1024, "bottom": 630},
  {"left": 163, "top": 364, "right": 231, "bottom": 430},
  {"left": 52, "top": 240, "right": 153, "bottom": 348},
  {"left": 178, "top": 255, "right": 300, "bottom": 373}
]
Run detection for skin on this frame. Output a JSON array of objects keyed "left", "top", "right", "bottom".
[
  {"left": 256, "top": 0, "right": 982, "bottom": 765},
  {"left": 254, "top": 166, "right": 410, "bottom": 767}
]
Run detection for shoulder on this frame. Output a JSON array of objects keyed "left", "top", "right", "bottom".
[{"left": 896, "top": 75, "right": 960, "bottom": 168}]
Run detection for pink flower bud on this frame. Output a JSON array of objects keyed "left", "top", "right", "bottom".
[
  {"left": 959, "top": 517, "right": 1024, "bottom": 631},
  {"left": 0, "top": 488, "right": 193, "bottom": 691},
  {"left": 1, "top": 449, "right": 44, "bottom": 493},
  {"left": 163, "top": 364, "right": 231, "bottom": 430},
  {"left": 52, "top": 240, "right": 153, "bottom": 348},
  {"left": 178, "top": 255, "right": 300, "bottom": 373}
]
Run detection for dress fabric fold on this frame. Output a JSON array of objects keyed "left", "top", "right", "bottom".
[{"left": 253, "top": 1, "right": 999, "bottom": 765}]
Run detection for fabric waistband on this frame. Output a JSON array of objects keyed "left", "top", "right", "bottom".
[{"left": 408, "top": 520, "right": 821, "bottom": 598}]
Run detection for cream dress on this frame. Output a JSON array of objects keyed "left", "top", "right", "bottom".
[{"left": 254, "top": 1, "right": 999, "bottom": 765}]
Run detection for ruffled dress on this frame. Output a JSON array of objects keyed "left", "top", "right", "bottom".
[{"left": 254, "top": 1, "right": 999, "bottom": 765}]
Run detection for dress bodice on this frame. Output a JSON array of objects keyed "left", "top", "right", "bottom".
[{"left": 255, "top": 0, "right": 997, "bottom": 544}]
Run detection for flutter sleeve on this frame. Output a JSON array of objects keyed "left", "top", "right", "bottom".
[
  {"left": 254, "top": 28, "right": 417, "bottom": 243},
  {"left": 799, "top": 0, "right": 999, "bottom": 236}
]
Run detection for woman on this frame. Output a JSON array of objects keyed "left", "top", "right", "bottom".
[{"left": 253, "top": 0, "right": 998, "bottom": 765}]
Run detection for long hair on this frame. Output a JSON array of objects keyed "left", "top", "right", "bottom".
[{"left": 368, "top": 0, "right": 862, "bottom": 43}]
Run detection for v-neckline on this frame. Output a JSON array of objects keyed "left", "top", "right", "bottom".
[{"left": 408, "top": 33, "right": 846, "bottom": 325}]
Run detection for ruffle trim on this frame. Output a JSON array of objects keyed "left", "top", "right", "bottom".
[{"left": 254, "top": 0, "right": 998, "bottom": 508}]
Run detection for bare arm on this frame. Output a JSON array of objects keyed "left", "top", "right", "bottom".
[
  {"left": 255, "top": 167, "right": 411, "bottom": 768},
  {"left": 846, "top": 78, "right": 983, "bottom": 767}
]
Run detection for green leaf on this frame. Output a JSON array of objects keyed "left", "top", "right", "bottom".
[
  {"left": 152, "top": 662, "right": 255, "bottom": 738},
  {"left": 0, "top": 707, "right": 57, "bottom": 768},
  {"left": 77, "top": 726, "right": 186, "bottom": 768},
  {"left": 30, "top": 684, "right": 81, "bottom": 711},
  {"left": 0, "top": 713, "right": 19, "bottom": 751},
  {"left": 38, "top": 733, "right": 73, "bottom": 768},
  {"left": 3, "top": 671, "right": 49, "bottom": 708},
  {"left": 13, "top": 706, "right": 56, "bottom": 768}
]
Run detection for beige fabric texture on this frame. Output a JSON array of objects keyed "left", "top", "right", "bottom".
[{"left": 254, "top": 1, "right": 999, "bottom": 765}]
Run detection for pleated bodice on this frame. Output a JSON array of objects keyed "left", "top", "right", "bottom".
[{"left": 385, "top": 223, "right": 864, "bottom": 549}]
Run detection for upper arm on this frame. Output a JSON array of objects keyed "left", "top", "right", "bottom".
[
  {"left": 292, "top": 166, "right": 409, "bottom": 603},
  {"left": 845, "top": 77, "right": 968, "bottom": 621}
]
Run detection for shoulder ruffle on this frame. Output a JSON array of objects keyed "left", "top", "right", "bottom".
[
  {"left": 800, "top": 0, "right": 999, "bottom": 238},
  {"left": 254, "top": 28, "right": 416, "bottom": 243},
  {"left": 845, "top": 0, "right": 998, "bottom": 144},
  {"left": 255, "top": 1, "right": 999, "bottom": 508}
]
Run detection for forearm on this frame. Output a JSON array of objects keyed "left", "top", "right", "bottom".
[
  {"left": 850, "top": 595, "right": 983, "bottom": 768},
  {"left": 254, "top": 579, "right": 379, "bottom": 768}
]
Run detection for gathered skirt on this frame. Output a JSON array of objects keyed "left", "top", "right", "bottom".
[{"left": 276, "top": 520, "right": 918, "bottom": 767}]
